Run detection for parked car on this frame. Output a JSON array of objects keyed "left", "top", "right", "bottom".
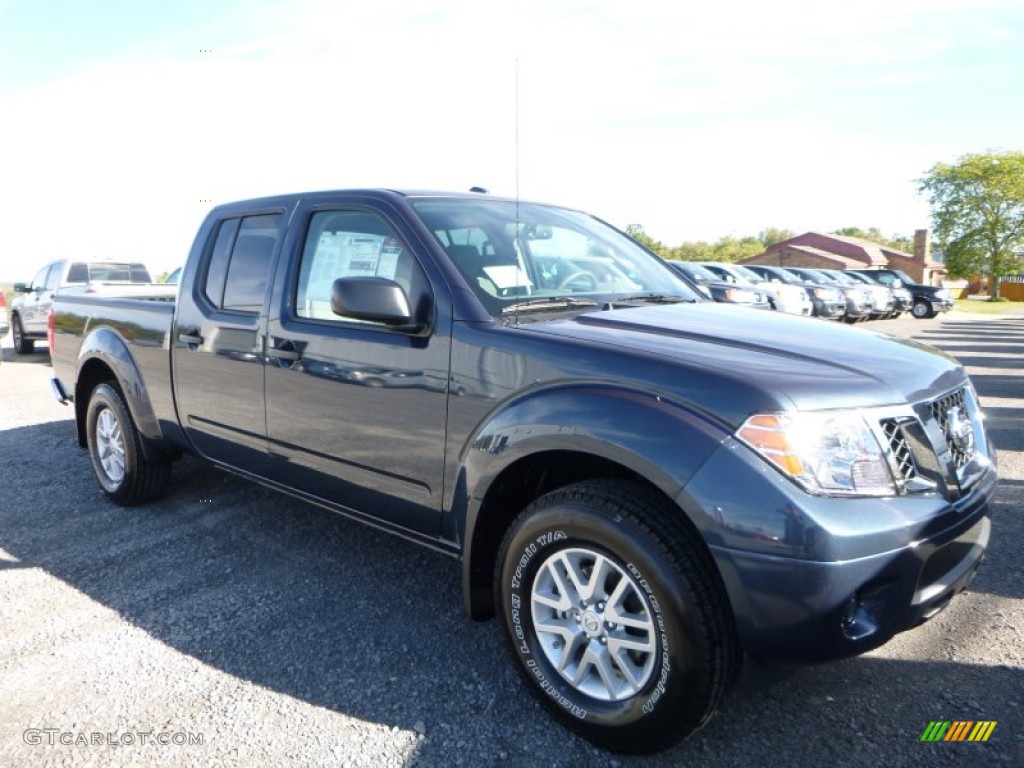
[
  {"left": 667, "top": 261, "right": 771, "bottom": 309},
  {"left": 842, "top": 270, "right": 912, "bottom": 316},
  {"left": 700, "top": 262, "right": 813, "bottom": 316},
  {"left": 820, "top": 269, "right": 895, "bottom": 320},
  {"left": 849, "top": 268, "right": 954, "bottom": 319},
  {"left": 0, "top": 291, "right": 9, "bottom": 351},
  {"left": 742, "top": 265, "right": 846, "bottom": 319},
  {"left": 10, "top": 259, "right": 153, "bottom": 353},
  {"left": 785, "top": 267, "right": 874, "bottom": 323},
  {"left": 51, "top": 189, "right": 996, "bottom": 753}
]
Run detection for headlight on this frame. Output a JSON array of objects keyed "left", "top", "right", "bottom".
[
  {"left": 736, "top": 411, "right": 896, "bottom": 496},
  {"left": 936, "top": 289, "right": 953, "bottom": 300},
  {"left": 725, "top": 288, "right": 757, "bottom": 303}
]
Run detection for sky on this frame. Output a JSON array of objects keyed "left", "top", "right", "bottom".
[{"left": 1, "top": 0, "right": 1022, "bottom": 281}]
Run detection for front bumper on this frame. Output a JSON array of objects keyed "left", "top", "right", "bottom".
[
  {"left": 811, "top": 298, "right": 846, "bottom": 319},
  {"left": 680, "top": 419, "right": 997, "bottom": 663},
  {"left": 708, "top": 479, "right": 992, "bottom": 662}
]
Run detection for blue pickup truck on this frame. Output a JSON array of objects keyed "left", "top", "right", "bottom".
[{"left": 51, "top": 189, "right": 996, "bottom": 753}]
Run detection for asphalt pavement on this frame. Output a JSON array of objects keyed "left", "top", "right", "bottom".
[{"left": 0, "top": 309, "right": 1021, "bottom": 767}]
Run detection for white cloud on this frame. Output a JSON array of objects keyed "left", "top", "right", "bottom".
[{"left": 0, "top": 0, "right": 1021, "bottom": 279}]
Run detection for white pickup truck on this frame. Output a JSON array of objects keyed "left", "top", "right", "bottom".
[{"left": 10, "top": 259, "right": 153, "bottom": 353}]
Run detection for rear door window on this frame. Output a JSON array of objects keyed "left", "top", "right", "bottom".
[{"left": 203, "top": 214, "right": 284, "bottom": 313}]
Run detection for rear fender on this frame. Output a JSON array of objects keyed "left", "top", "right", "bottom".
[{"left": 75, "top": 327, "right": 163, "bottom": 444}]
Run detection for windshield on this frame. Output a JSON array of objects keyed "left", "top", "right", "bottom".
[
  {"left": 791, "top": 269, "right": 828, "bottom": 284},
  {"left": 843, "top": 272, "right": 873, "bottom": 285},
  {"left": 775, "top": 268, "right": 806, "bottom": 284},
  {"left": 872, "top": 269, "right": 912, "bottom": 287},
  {"left": 409, "top": 198, "right": 700, "bottom": 316},
  {"left": 827, "top": 271, "right": 859, "bottom": 285},
  {"left": 673, "top": 262, "right": 718, "bottom": 283},
  {"left": 726, "top": 264, "right": 765, "bottom": 284}
]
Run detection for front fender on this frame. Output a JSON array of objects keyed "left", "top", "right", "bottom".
[
  {"left": 459, "top": 383, "right": 730, "bottom": 543},
  {"left": 76, "top": 327, "right": 163, "bottom": 443}
]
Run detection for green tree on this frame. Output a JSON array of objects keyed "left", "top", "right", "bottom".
[
  {"left": 711, "top": 235, "right": 764, "bottom": 263},
  {"left": 831, "top": 227, "right": 912, "bottom": 253},
  {"left": 758, "top": 227, "right": 795, "bottom": 247},
  {"left": 920, "top": 151, "right": 1024, "bottom": 298},
  {"left": 624, "top": 223, "right": 671, "bottom": 258}
]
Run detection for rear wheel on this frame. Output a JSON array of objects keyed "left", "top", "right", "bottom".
[
  {"left": 496, "top": 479, "right": 739, "bottom": 753},
  {"left": 12, "top": 315, "right": 34, "bottom": 354},
  {"left": 86, "top": 383, "right": 170, "bottom": 505}
]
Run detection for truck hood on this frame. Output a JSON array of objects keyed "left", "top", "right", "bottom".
[{"left": 524, "top": 302, "right": 965, "bottom": 418}]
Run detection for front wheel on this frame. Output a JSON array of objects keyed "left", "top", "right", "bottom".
[
  {"left": 12, "top": 315, "right": 34, "bottom": 354},
  {"left": 496, "top": 480, "right": 739, "bottom": 753},
  {"left": 85, "top": 382, "right": 170, "bottom": 505},
  {"left": 911, "top": 300, "right": 934, "bottom": 319}
]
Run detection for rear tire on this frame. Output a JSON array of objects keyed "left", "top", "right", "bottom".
[
  {"left": 85, "top": 382, "right": 170, "bottom": 505},
  {"left": 12, "top": 315, "right": 34, "bottom": 354},
  {"left": 496, "top": 479, "right": 739, "bottom": 754}
]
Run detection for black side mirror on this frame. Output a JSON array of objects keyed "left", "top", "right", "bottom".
[
  {"left": 12, "top": 282, "right": 28, "bottom": 293},
  {"left": 331, "top": 277, "right": 424, "bottom": 331}
]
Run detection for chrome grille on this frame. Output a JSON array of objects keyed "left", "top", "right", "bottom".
[
  {"left": 929, "top": 387, "right": 974, "bottom": 468},
  {"left": 880, "top": 419, "right": 917, "bottom": 481}
]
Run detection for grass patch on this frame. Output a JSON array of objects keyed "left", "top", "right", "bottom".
[{"left": 954, "top": 298, "right": 1024, "bottom": 314}]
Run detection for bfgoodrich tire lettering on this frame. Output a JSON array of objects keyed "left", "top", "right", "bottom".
[
  {"left": 85, "top": 382, "right": 170, "bottom": 506},
  {"left": 496, "top": 479, "right": 739, "bottom": 753}
]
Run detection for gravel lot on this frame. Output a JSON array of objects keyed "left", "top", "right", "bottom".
[{"left": 1, "top": 310, "right": 1021, "bottom": 768}]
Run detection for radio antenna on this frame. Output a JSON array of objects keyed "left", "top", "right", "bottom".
[
  {"left": 514, "top": 57, "right": 521, "bottom": 325},
  {"left": 515, "top": 57, "right": 520, "bottom": 210}
]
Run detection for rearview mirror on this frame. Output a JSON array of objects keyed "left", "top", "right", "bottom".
[
  {"left": 331, "top": 277, "right": 423, "bottom": 331},
  {"left": 13, "top": 282, "right": 28, "bottom": 293}
]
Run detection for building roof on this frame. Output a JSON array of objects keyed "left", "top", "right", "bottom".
[{"left": 778, "top": 245, "right": 866, "bottom": 268}]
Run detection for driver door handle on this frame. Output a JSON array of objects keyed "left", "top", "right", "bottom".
[
  {"left": 266, "top": 338, "right": 302, "bottom": 362},
  {"left": 178, "top": 328, "right": 203, "bottom": 346}
]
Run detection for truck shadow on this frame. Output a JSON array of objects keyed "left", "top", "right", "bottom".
[
  {"left": 0, "top": 419, "right": 1021, "bottom": 766},
  {"left": 0, "top": 346, "right": 51, "bottom": 365},
  {"left": 2, "top": 311, "right": 1022, "bottom": 765}
]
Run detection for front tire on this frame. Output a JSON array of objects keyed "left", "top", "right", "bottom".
[
  {"left": 12, "top": 315, "right": 34, "bottom": 354},
  {"left": 911, "top": 300, "right": 933, "bottom": 319},
  {"left": 496, "top": 480, "right": 739, "bottom": 753},
  {"left": 85, "top": 382, "right": 170, "bottom": 505}
]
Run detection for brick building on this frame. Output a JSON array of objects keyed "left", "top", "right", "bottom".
[{"left": 741, "top": 230, "right": 947, "bottom": 286}]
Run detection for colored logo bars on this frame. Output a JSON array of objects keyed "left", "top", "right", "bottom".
[{"left": 920, "top": 721, "right": 997, "bottom": 742}]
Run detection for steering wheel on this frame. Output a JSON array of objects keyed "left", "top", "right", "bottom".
[{"left": 557, "top": 270, "right": 599, "bottom": 291}]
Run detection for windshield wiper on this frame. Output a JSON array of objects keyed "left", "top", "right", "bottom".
[
  {"left": 612, "top": 293, "right": 696, "bottom": 305},
  {"left": 501, "top": 296, "right": 602, "bottom": 315}
]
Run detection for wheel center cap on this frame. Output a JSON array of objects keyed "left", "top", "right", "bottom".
[{"left": 581, "top": 610, "right": 603, "bottom": 637}]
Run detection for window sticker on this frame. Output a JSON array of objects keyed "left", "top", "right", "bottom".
[{"left": 483, "top": 265, "right": 532, "bottom": 290}]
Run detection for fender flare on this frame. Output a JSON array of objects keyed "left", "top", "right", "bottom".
[
  {"left": 74, "top": 326, "right": 164, "bottom": 446},
  {"left": 455, "top": 383, "right": 731, "bottom": 616}
]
